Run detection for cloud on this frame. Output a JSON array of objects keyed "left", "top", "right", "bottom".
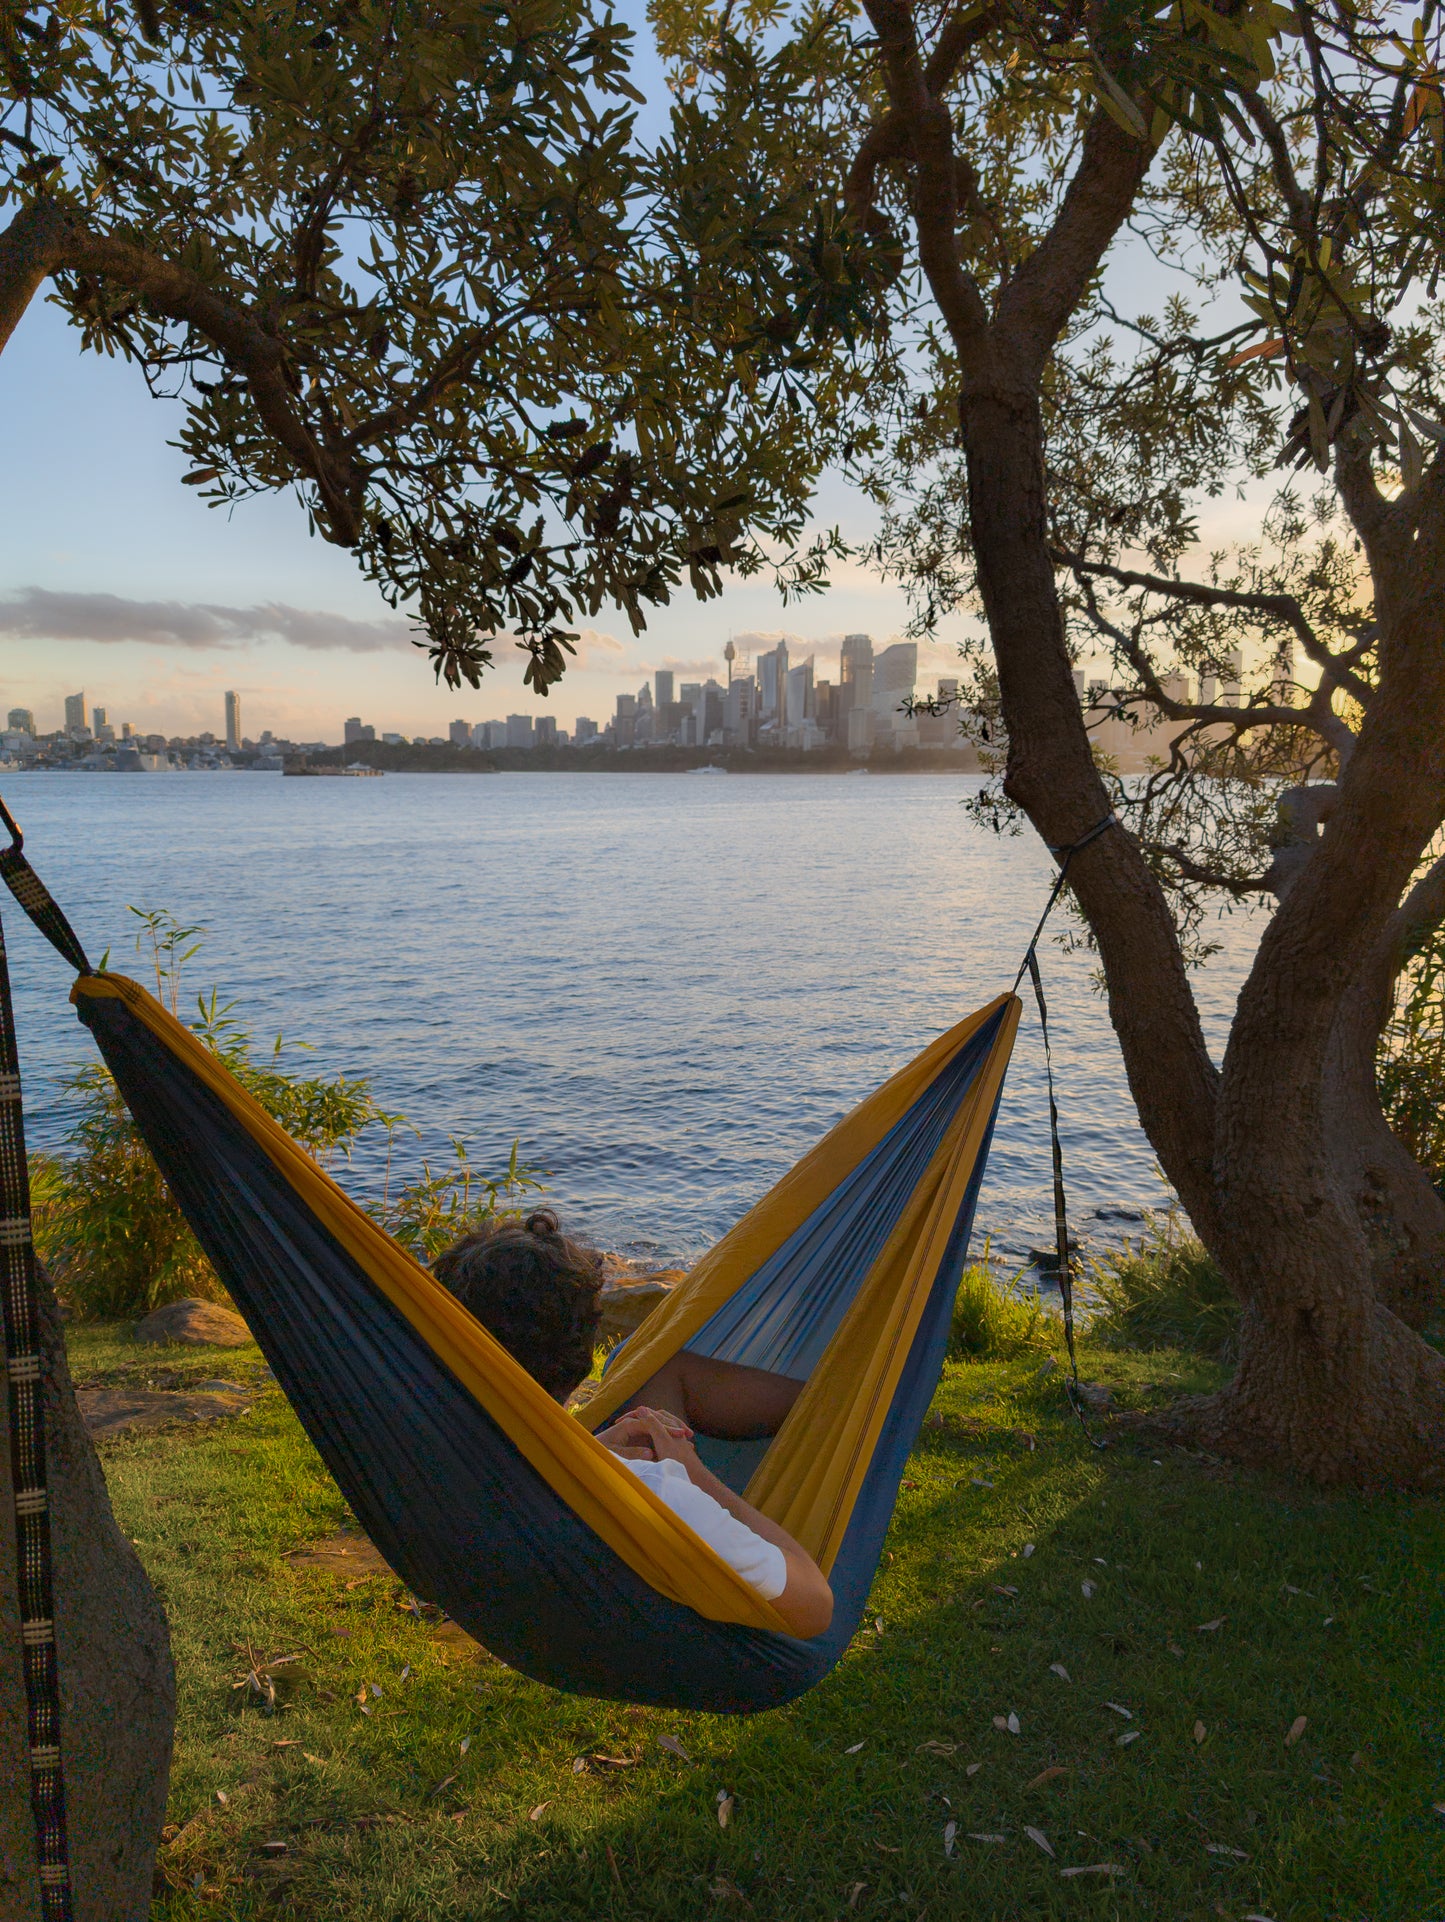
[{"left": 0, "top": 588, "right": 416, "bottom": 653}]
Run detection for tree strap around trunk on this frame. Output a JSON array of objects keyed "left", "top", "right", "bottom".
[
  {"left": 0, "top": 800, "right": 87, "bottom": 1922},
  {"left": 1015, "top": 815, "right": 1118, "bottom": 1451}
]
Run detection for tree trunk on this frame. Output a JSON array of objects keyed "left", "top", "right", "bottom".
[
  {"left": 958, "top": 380, "right": 1222, "bottom": 1241},
  {"left": 1, "top": 1269, "right": 174, "bottom": 1922},
  {"left": 958, "top": 379, "right": 1445, "bottom": 1484}
]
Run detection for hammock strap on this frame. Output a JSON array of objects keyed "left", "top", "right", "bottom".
[
  {"left": 0, "top": 853, "right": 75, "bottom": 1917},
  {"left": 0, "top": 799, "right": 93, "bottom": 977},
  {"left": 1014, "top": 814, "right": 1117, "bottom": 1451}
]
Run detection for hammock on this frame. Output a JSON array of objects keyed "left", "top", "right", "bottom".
[{"left": 1, "top": 831, "right": 1019, "bottom": 1717}]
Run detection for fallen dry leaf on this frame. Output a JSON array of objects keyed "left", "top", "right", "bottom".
[
  {"left": 1284, "top": 1715, "right": 1308, "bottom": 1746},
  {"left": 874, "top": 1842, "right": 901, "bottom": 1854},
  {"left": 302, "top": 1753, "right": 324, "bottom": 1766},
  {"left": 916, "top": 1740, "right": 957, "bottom": 1756},
  {"left": 1116, "top": 1730, "right": 1141, "bottom": 1746},
  {"left": 1103, "top": 1702, "right": 1133, "bottom": 1719},
  {"left": 591, "top": 1754, "right": 640, "bottom": 1769},
  {"left": 1167, "top": 1641, "right": 1185, "bottom": 1657},
  {"left": 968, "top": 1832, "right": 1007, "bottom": 1844},
  {"left": 874, "top": 1617, "right": 885, "bottom": 1635},
  {"left": 657, "top": 1734, "right": 693, "bottom": 1763},
  {"left": 943, "top": 1820, "right": 957, "bottom": 1857},
  {"left": 1025, "top": 1766, "right": 1069, "bottom": 1790},
  {"left": 1194, "top": 1721, "right": 1207, "bottom": 1743},
  {"left": 1060, "top": 1864, "right": 1126, "bottom": 1878},
  {"left": 571, "top": 1757, "right": 588, "bottom": 1774},
  {"left": 1081, "top": 1581, "right": 1096, "bottom": 1599},
  {"left": 844, "top": 1741, "right": 866, "bottom": 1755},
  {"left": 1243, "top": 1914, "right": 1278, "bottom": 1921},
  {"left": 1022, "top": 1543, "right": 1035, "bottom": 1558},
  {"left": 1196, "top": 1619, "right": 1225, "bottom": 1633},
  {"left": 459, "top": 1737, "right": 470, "bottom": 1755},
  {"left": 1049, "top": 1663, "right": 1071, "bottom": 1682},
  {"left": 1205, "top": 1842, "right": 1248, "bottom": 1859},
  {"left": 1024, "top": 1826, "right": 1055, "bottom": 1858},
  {"left": 971, "top": 1477, "right": 995, "bottom": 1489},
  {"left": 215, "top": 1790, "right": 229, "bottom": 1807},
  {"left": 966, "top": 1762, "right": 983, "bottom": 1776},
  {"left": 717, "top": 1791, "right": 735, "bottom": 1829},
  {"left": 606, "top": 1843, "right": 623, "bottom": 1889},
  {"left": 845, "top": 1884, "right": 867, "bottom": 1910},
  {"left": 261, "top": 1840, "right": 288, "bottom": 1858},
  {"left": 429, "top": 1774, "right": 456, "bottom": 1798},
  {"left": 994, "top": 1585, "right": 1019, "bottom": 1597}
]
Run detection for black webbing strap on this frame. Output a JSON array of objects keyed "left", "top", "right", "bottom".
[
  {"left": 1013, "top": 814, "right": 1117, "bottom": 1451},
  {"left": 0, "top": 800, "right": 81, "bottom": 1921}
]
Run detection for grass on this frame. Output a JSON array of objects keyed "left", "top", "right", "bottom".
[
  {"left": 1086, "top": 1216, "right": 1239, "bottom": 1361},
  {"left": 66, "top": 1323, "right": 1445, "bottom": 1922},
  {"left": 948, "top": 1258, "right": 1061, "bottom": 1361}
]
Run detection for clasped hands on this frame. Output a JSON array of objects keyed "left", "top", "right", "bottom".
[{"left": 596, "top": 1404, "right": 697, "bottom": 1465}]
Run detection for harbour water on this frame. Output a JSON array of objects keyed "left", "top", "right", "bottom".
[{"left": 0, "top": 771, "right": 1263, "bottom": 1277}]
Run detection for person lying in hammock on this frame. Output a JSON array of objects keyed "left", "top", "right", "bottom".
[{"left": 433, "top": 1210, "right": 833, "bottom": 1639}]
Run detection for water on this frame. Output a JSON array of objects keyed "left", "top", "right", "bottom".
[{"left": 0, "top": 771, "right": 1262, "bottom": 1275}]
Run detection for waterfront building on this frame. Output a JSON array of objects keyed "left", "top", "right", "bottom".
[
  {"left": 7, "top": 708, "right": 34, "bottom": 736},
  {"left": 382, "top": 733, "right": 407, "bottom": 746},
  {"left": 755, "top": 642, "right": 789, "bottom": 728},
  {"left": 654, "top": 669, "right": 674, "bottom": 713},
  {"left": 697, "top": 678, "right": 726, "bottom": 747},
  {"left": 64, "top": 692, "right": 85, "bottom": 735},
  {"left": 224, "top": 690, "right": 242, "bottom": 751},
  {"left": 574, "top": 716, "right": 599, "bottom": 744},
  {"left": 344, "top": 716, "right": 375, "bottom": 744},
  {"left": 785, "top": 657, "right": 814, "bottom": 739},
  {"left": 449, "top": 718, "right": 472, "bottom": 746},
  {"left": 724, "top": 674, "right": 757, "bottom": 746},
  {"left": 535, "top": 715, "right": 558, "bottom": 748},
  {"left": 506, "top": 714, "right": 535, "bottom": 750}
]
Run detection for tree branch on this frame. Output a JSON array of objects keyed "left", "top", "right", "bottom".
[
  {"left": 0, "top": 197, "right": 66, "bottom": 356},
  {"left": 859, "top": 0, "right": 990, "bottom": 352},
  {"left": 1054, "top": 546, "right": 1375, "bottom": 710},
  {"left": 994, "top": 109, "right": 1155, "bottom": 369}
]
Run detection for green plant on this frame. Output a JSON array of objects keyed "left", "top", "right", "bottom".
[
  {"left": 1377, "top": 921, "right": 1445, "bottom": 1191},
  {"left": 1087, "top": 1210, "right": 1238, "bottom": 1358},
  {"left": 948, "top": 1254, "right": 1060, "bottom": 1362},
  {"left": 374, "top": 1137, "right": 548, "bottom": 1267}
]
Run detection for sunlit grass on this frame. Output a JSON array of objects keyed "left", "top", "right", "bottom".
[{"left": 65, "top": 1325, "right": 1445, "bottom": 1921}]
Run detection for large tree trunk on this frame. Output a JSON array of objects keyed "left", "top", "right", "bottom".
[
  {"left": 959, "top": 379, "right": 1445, "bottom": 1485},
  {"left": 0, "top": 1269, "right": 174, "bottom": 1922}
]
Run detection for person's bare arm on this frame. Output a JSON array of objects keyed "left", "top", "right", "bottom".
[
  {"left": 631, "top": 1351, "right": 804, "bottom": 1440},
  {"left": 598, "top": 1408, "right": 833, "bottom": 1639}
]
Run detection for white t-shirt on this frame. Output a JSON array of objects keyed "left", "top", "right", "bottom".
[{"left": 620, "top": 1456, "right": 787, "bottom": 1602}]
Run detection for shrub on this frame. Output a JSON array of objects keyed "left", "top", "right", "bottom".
[
  {"left": 377, "top": 1137, "right": 549, "bottom": 1266},
  {"left": 948, "top": 1256, "right": 1061, "bottom": 1362},
  {"left": 1087, "top": 1210, "right": 1238, "bottom": 1357}
]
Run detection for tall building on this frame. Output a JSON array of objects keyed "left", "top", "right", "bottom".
[
  {"left": 654, "top": 669, "right": 675, "bottom": 712},
  {"left": 506, "top": 714, "right": 535, "bottom": 749},
  {"left": 92, "top": 704, "right": 107, "bottom": 733},
  {"left": 724, "top": 674, "right": 757, "bottom": 745},
  {"left": 838, "top": 633, "right": 874, "bottom": 730},
  {"left": 7, "top": 708, "right": 34, "bottom": 736},
  {"left": 871, "top": 641, "right": 918, "bottom": 728},
  {"left": 64, "top": 692, "right": 85, "bottom": 735},
  {"left": 535, "top": 714, "right": 558, "bottom": 747},
  {"left": 448, "top": 718, "right": 472, "bottom": 746},
  {"left": 224, "top": 691, "right": 242, "bottom": 751},
  {"left": 756, "top": 642, "right": 789, "bottom": 726},
  {"left": 1200, "top": 647, "right": 1243, "bottom": 706},
  {"left": 574, "top": 716, "right": 599, "bottom": 744},
  {"left": 697, "top": 678, "right": 726, "bottom": 746},
  {"left": 1269, "top": 639, "right": 1295, "bottom": 704},
  {"left": 344, "top": 716, "right": 375, "bottom": 744},
  {"left": 786, "top": 657, "right": 814, "bottom": 734}
]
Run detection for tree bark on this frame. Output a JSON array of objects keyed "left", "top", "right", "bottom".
[{"left": 0, "top": 1269, "right": 174, "bottom": 1922}]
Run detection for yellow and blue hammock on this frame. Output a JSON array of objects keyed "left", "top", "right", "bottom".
[{"left": 4, "top": 832, "right": 1019, "bottom": 1715}]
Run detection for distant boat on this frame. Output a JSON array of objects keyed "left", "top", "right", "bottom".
[
  {"left": 284, "top": 760, "right": 383, "bottom": 778},
  {"left": 688, "top": 764, "right": 728, "bottom": 776}
]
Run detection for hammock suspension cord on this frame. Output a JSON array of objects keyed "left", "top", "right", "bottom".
[
  {"left": 0, "top": 800, "right": 87, "bottom": 1921},
  {"left": 1013, "top": 813, "right": 1118, "bottom": 1451}
]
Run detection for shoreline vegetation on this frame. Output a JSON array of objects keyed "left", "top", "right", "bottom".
[{"left": 294, "top": 741, "right": 984, "bottom": 776}]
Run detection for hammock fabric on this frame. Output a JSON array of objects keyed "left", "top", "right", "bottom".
[{"left": 73, "top": 974, "right": 1018, "bottom": 1712}]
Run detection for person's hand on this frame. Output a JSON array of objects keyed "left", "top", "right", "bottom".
[{"left": 597, "top": 1407, "right": 700, "bottom": 1469}]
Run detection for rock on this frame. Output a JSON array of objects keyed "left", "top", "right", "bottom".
[
  {"left": 77, "top": 1388, "right": 251, "bottom": 1439},
  {"left": 133, "top": 1298, "right": 253, "bottom": 1348},
  {"left": 597, "top": 1268, "right": 686, "bottom": 1342}
]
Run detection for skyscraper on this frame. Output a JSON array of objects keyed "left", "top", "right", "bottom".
[
  {"left": 64, "top": 692, "right": 85, "bottom": 735},
  {"left": 838, "top": 634, "right": 873, "bottom": 728},
  {"left": 6, "top": 708, "right": 34, "bottom": 736},
  {"left": 756, "top": 642, "right": 789, "bottom": 725},
  {"left": 225, "top": 690, "right": 242, "bottom": 751},
  {"left": 871, "top": 642, "right": 918, "bottom": 727},
  {"left": 92, "top": 705, "right": 107, "bottom": 733},
  {"left": 654, "top": 670, "right": 674, "bottom": 712},
  {"left": 449, "top": 718, "right": 472, "bottom": 746},
  {"left": 344, "top": 716, "right": 375, "bottom": 744}
]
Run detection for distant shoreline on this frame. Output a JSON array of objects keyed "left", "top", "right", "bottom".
[{"left": 302, "top": 742, "right": 985, "bottom": 776}]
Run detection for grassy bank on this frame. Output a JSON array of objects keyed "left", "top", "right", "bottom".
[{"left": 68, "top": 1324, "right": 1442, "bottom": 1922}]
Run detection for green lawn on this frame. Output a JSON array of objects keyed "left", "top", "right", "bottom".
[{"left": 67, "top": 1325, "right": 1444, "bottom": 1921}]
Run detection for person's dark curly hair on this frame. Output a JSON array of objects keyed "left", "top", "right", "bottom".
[{"left": 432, "top": 1209, "right": 603, "bottom": 1399}]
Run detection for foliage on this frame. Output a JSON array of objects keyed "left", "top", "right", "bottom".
[
  {"left": 1087, "top": 1211, "right": 1239, "bottom": 1359},
  {"left": 69, "top": 1322, "right": 1441, "bottom": 1919},
  {"left": 36, "top": 907, "right": 545, "bottom": 1317},
  {"left": 948, "top": 1256, "right": 1060, "bottom": 1361},
  {"left": 374, "top": 1136, "right": 548, "bottom": 1266},
  {"left": 1378, "top": 919, "right": 1445, "bottom": 1191},
  {"left": 0, "top": 0, "right": 882, "bottom": 690}
]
